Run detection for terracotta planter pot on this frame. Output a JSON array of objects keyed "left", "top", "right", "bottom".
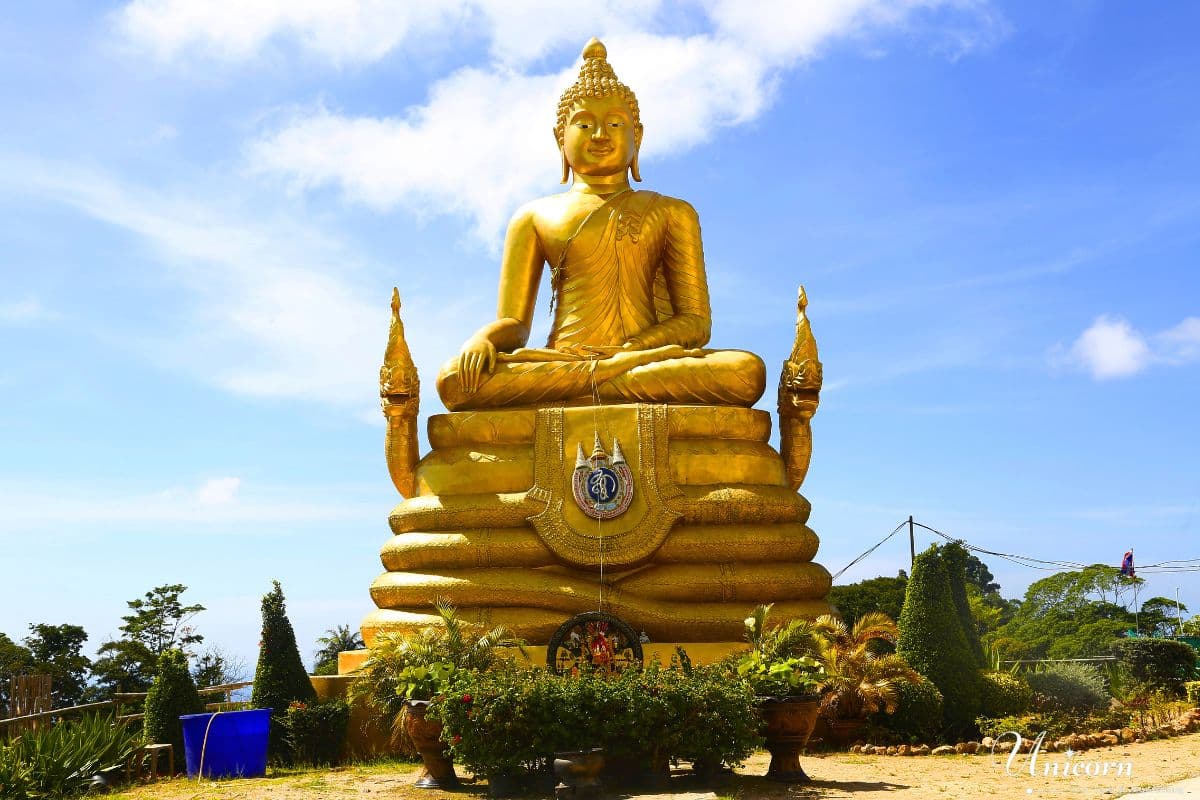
[
  {"left": 554, "top": 748, "right": 605, "bottom": 798},
  {"left": 827, "top": 717, "right": 868, "bottom": 746},
  {"left": 403, "top": 700, "right": 459, "bottom": 789},
  {"left": 757, "top": 696, "right": 821, "bottom": 782}
]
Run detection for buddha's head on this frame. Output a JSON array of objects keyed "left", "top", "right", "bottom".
[{"left": 555, "top": 38, "right": 643, "bottom": 183}]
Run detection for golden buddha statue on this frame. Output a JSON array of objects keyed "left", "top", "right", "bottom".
[
  {"left": 436, "top": 38, "right": 764, "bottom": 412},
  {"left": 364, "top": 39, "right": 830, "bottom": 648}
]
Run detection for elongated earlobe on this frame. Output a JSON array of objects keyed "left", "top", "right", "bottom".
[
  {"left": 560, "top": 150, "right": 571, "bottom": 184},
  {"left": 631, "top": 151, "right": 642, "bottom": 183}
]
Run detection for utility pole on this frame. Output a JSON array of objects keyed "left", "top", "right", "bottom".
[
  {"left": 908, "top": 515, "right": 916, "bottom": 568},
  {"left": 1178, "top": 588, "right": 1186, "bottom": 637}
]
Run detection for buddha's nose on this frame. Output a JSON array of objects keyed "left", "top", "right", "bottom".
[{"left": 591, "top": 126, "right": 609, "bottom": 141}]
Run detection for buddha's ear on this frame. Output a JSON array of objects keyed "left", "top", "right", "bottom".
[
  {"left": 554, "top": 128, "right": 570, "bottom": 184},
  {"left": 631, "top": 124, "right": 644, "bottom": 182}
]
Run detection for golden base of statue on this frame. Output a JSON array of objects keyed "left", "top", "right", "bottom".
[{"left": 362, "top": 402, "right": 831, "bottom": 645}]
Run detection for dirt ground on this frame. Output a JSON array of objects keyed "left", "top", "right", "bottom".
[{"left": 111, "top": 732, "right": 1200, "bottom": 800}]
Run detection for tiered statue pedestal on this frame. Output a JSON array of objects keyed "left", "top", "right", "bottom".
[{"left": 362, "top": 403, "right": 831, "bottom": 646}]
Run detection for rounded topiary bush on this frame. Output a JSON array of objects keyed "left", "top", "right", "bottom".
[
  {"left": 1115, "top": 639, "right": 1198, "bottom": 694},
  {"left": 874, "top": 673, "right": 944, "bottom": 742},
  {"left": 143, "top": 649, "right": 204, "bottom": 762},
  {"left": 1025, "top": 662, "right": 1109, "bottom": 712},
  {"left": 980, "top": 671, "right": 1033, "bottom": 717}
]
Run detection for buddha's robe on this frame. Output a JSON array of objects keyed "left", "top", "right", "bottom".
[{"left": 437, "top": 190, "right": 765, "bottom": 410}]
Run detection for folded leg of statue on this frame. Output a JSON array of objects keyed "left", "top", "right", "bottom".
[{"left": 436, "top": 348, "right": 766, "bottom": 411}]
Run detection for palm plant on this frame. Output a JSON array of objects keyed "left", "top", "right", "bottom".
[
  {"left": 350, "top": 599, "right": 525, "bottom": 734},
  {"left": 313, "top": 624, "right": 365, "bottom": 675},
  {"left": 811, "top": 611, "right": 920, "bottom": 720}
]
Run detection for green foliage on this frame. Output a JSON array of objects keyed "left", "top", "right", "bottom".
[
  {"left": 1138, "top": 597, "right": 1189, "bottom": 638},
  {"left": 93, "top": 584, "right": 206, "bottom": 695},
  {"left": 431, "top": 662, "right": 760, "bottom": 778},
  {"left": 1183, "top": 615, "right": 1200, "bottom": 637},
  {"left": 736, "top": 653, "right": 822, "bottom": 698},
  {"left": 0, "top": 713, "right": 140, "bottom": 798},
  {"left": 1185, "top": 681, "right": 1200, "bottom": 707},
  {"left": 191, "top": 646, "right": 248, "bottom": 689},
  {"left": 979, "top": 671, "right": 1033, "bottom": 717},
  {"left": 280, "top": 700, "right": 350, "bottom": 765},
  {"left": 812, "top": 612, "right": 918, "bottom": 720},
  {"left": 251, "top": 581, "right": 316, "bottom": 761},
  {"left": 1025, "top": 662, "right": 1110, "bottom": 713},
  {"left": 992, "top": 565, "right": 1137, "bottom": 660},
  {"left": 940, "top": 543, "right": 988, "bottom": 667},
  {"left": 22, "top": 624, "right": 92, "bottom": 708},
  {"left": 313, "top": 625, "right": 364, "bottom": 676},
  {"left": 897, "top": 546, "right": 982, "bottom": 735},
  {"left": 350, "top": 599, "right": 524, "bottom": 729},
  {"left": 827, "top": 575, "right": 908, "bottom": 628},
  {"left": 1115, "top": 638, "right": 1197, "bottom": 694},
  {"left": 143, "top": 649, "right": 204, "bottom": 760},
  {"left": 0, "top": 632, "right": 32, "bottom": 716},
  {"left": 872, "top": 674, "right": 944, "bottom": 743}
]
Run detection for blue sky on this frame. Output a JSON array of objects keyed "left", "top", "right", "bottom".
[{"left": 2, "top": 1, "right": 1198, "bottom": 673}]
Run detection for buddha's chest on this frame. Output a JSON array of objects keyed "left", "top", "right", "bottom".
[{"left": 536, "top": 194, "right": 662, "bottom": 274}]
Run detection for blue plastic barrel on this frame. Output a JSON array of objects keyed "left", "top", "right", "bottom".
[{"left": 180, "top": 709, "right": 272, "bottom": 779}]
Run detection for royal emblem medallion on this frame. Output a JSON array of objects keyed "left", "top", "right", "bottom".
[{"left": 572, "top": 433, "right": 634, "bottom": 519}]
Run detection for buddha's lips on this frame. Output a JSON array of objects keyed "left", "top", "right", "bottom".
[{"left": 588, "top": 144, "right": 614, "bottom": 155}]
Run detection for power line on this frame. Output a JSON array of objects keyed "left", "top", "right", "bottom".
[{"left": 831, "top": 521, "right": 907, "bottom": 582}]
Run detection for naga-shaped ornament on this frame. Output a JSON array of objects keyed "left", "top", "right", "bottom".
[
  {"left": 381, "top": 288, "right": 421, "bottom": 498},
  {"left": 778, "top": 285, "right": 823, "bottom": 490}
]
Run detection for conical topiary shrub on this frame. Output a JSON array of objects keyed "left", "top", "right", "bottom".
[
  {"left": 143, "top": 649, "right": 204, "bottom": 764},
  {"left": 251, "top": 580, "right": 315, "bottom": 760},
  {"left": 940, "top": 542, "right": 988, "bottom": 667},
  {"left": 896, "top": 545, "right": 982, "bottom": 736}
]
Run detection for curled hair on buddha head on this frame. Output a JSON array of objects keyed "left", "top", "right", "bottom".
[{"left": 555, "top": 38, "right": 644, "bottom": 183}]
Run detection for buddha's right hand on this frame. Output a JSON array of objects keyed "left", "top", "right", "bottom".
[{"left": 458, "top": 336, "right": 497, "bottom": 394}]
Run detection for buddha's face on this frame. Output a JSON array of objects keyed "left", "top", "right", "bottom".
[{"left": 561, "top": 94, "right": 639, "bottom": 177}]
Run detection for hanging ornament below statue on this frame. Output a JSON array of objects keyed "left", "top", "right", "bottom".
[{"left": 571, "top": 433, "right": 634, "bottom": 520}]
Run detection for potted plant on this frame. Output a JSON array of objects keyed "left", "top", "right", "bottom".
[
  {"left": 350, "top": 599, "right": 525, "bottom": 789},
  {"left": 739, "top": 604, "right": 829, "bottom": 782},
  {"left": 812, "top": 611, "right": 920, "bottom": 745}
]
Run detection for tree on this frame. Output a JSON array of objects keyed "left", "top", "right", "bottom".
[
  {"left": 23, "top": 624, "right": 92, "bottom": 707},
  {"left": 827, "top": 575, "right": 908, "bottom": 628},
  {"left": 251, "top": 581, "right": 315, "bottom": 759},
  {"left": 963, "top": 553, "right": 1000, "bottom": 595},
  {"left": 143, "top": 649, "right": 204, "bottom": 758},
  {"left": 92, "top": 584, "right": 206, "bottom": 695},
  {"left": 192, "top": 646, "right": 250, "bottom": 689},
  {"left": 1139, "top": 597, "right": 1189, "bottom": 638},
  {"left": 1182, "top": 615, "right": 1200, "bottom": 637},
  {"left": 0, "top": 632, "right": 33, "bottom": 714},
  {"left": 896, "top": 545, "right": 982, "bottom": 735},
  {"left": 991, "top": 565, "right": 1136, "bottom": 660},
  {"left": 313, "top": 625, "right": 365, "bottom": 675}
]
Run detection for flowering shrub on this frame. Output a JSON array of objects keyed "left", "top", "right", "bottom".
[
  {"left": 280, "top": 700, "right": 350, "bottom": 765},
  {"left": 429, "top": 661, "right": 760, "bottom": 780}
]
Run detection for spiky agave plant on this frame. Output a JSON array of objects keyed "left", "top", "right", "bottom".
[{"left": 811, "top": 611, "right": 920, "bottom": 720}]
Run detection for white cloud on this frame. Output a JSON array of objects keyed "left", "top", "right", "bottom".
[
  {"left": 1066, "top": 315, "right": 1151, "bottom": 379},
  {"left": 0, "top": 296, "right": 57, "bottom": 325},
  {"left": 225, "top": 1, "right": 1004, "bottom": 240},
  {"left": 1157, "top": 316, "right": 1200, "bottom": 364},
  {"left": 1057, "top": 314, "right": 1200, "bottom": 380},
  {"left": 197, "top": 476, "right": 242, "bottom": 505},
  {"left": 1, "top": 156, "right": 469, "bottom": 410}
]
